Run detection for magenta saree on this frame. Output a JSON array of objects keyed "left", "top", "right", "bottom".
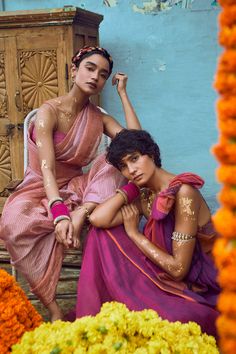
[
  {"left": 0, "top": 101, "right": 124, "bottom": 306},
  {"left": 76, "top": 173, "right": 220, "bottom": 337}
]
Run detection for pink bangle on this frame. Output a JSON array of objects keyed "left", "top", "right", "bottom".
[
  {"left": 51, "top": 202, "right": 70, "bottom": 220},
  {"left": 120, "top": 182, "right": 140, "bottom": 203}
]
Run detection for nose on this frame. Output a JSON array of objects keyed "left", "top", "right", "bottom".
[
  {"left": 127, "top": 163, "right": 136, "bottom": 175},
  {"left": 91, "top": 70, "right": 99, "bottom": 81}
]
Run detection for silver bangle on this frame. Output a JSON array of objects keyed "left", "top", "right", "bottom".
[
  {"left": 54, "top": 215, "right": 70, "bottom": 225},
  {"left": 171, "top": 231, "right": 195, "bottom": 242}
]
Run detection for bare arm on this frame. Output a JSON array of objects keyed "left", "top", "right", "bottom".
[
  {"left": 103, "top": 73, "right": 141, "bottom": 139},
  {"left": 34, "top": 105, "right": 58, "bottom": 200},
  {"left": 122, "top": 185, "right": 201, "bottom": 281},
  {"left": 89, "top": 190, "right": 142, "bottom": 228},
  {"left": 35, "top": 105, "right": 73, "bottom": 248}
]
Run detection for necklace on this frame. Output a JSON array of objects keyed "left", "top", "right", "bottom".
[{"left": 141, "top": 189, "right": 156, "bottom": 215}]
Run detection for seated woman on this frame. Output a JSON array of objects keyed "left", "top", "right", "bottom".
[
  {"left": 0, "top": 46, "right": 141, "bottom": 321},
  {"left": 76, "top": 129, "right": 220, "bottom": 338}
]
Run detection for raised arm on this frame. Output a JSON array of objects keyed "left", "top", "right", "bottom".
[
  {"left": 102, "top": 72, "right": 141, "bottom": 139},
  {"left": 122, "top": 185, "right": 201, "bottom": 281}
]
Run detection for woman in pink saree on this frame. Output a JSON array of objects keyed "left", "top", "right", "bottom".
[
  {"left": 76, "top": 129, "right": 220, "bottom": 337},
  {"left": 0, "top": 46, "right": 141, "bottom": 321}
]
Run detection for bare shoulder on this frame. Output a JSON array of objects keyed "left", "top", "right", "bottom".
[
  {"left": 176, "top": 184, "right": 201, "bottom": 205},
  {"left": 35, "top": 102, "right": 57, "bottom": 129}
]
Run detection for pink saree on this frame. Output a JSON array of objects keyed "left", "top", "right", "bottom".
[
  {"left": 0, "top": 101, "right": 124, "bottom": 306},
  {"left": 76, "top": 173, "right": 220, "bottom": 337}
]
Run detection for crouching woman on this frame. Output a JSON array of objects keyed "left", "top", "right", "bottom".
[{"left": 76, "top": 129, "right": 220, "bottom": 338}]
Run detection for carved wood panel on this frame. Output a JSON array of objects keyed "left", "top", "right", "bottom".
[
  {"left": 19, "top": 50, "right": 58, "bottom": 115},
  {"left": 0, "top": 52, "right": 7, "bottom": 119},
  {"left": 0, "top": 137, "right": 11, "bottom": 195}
]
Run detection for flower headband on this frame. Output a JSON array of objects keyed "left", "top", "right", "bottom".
[{"left": 71, "top": 45, "right": 113, "bottom": 75}]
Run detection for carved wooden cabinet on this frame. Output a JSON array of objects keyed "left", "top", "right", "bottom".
[{"left": 0, "top": 6, "right": 103, "bottom": 213}]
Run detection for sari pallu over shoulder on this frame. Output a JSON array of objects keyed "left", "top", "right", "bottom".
[{"left": 27, "top": 101, "right": 104, "bottom": 182}]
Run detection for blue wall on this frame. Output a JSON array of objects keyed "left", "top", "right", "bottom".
[{"left": 1, "top": 0, "right": 221, "bottom": 211}]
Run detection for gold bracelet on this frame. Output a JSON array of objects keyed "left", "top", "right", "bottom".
[
  {"left": 77, "top": 206, "right": 90, "bottom": 220},
  {"left": 116, "top": 189, "right": 128, "bottom": 205}
]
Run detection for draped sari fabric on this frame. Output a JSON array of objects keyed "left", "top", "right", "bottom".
[
  {"left": 0, "top": 101, "right": 124, "bottom": 306},
  {"left": 76, "top": 173, "right": 220, "bottom": 337}
]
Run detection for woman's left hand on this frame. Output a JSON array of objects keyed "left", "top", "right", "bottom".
[
  {"left": 121, "top": 204, "right": 140, "bottom": 239},
  {"left": 112, "top": 72, "right": 128, "bottom": 95}
]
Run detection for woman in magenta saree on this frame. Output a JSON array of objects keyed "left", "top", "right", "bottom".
[{"left": 76, "top": 129, "right": 220, "bottom": 337}]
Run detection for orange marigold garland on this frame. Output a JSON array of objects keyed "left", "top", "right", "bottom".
[
  {"left": 213, "top": 0, "right": 236, "bottom": 352},
  {"left": 0, "top": 269, "right": 42, "bottom": 354}
]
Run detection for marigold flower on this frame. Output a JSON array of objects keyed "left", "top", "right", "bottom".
[
  {"left": 216, "top": 96, "right": 236, "bottom": 120},
  {"left": 216, "top": 164, "right": 236, "bottom": 184},
  {"left": 213, "top": 207, "right": 236, "bottom": 238},
  {"left": 0, "top": 269, "right": 42, "bottom": 354},
  {"left": 213, "top": 1, "right": 236, "bottom": 352},
  {"left": 217, "top": 291, "right": 236, "bottom": 315},
  {"left": 219, "top": 26, "right": 236, "bottom": 48},
  {"left": 219, "top": 6, "right": 236, "bottom": 27},
  {"left": 11, "top": 301, "right": 219, "bottom": 354}
]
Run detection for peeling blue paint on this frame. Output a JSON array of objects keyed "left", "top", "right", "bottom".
[
  {"left": 132, "top": 0, "right": 194, "bottom": 14},
  {"left": 103, "top": 0, "right": 118, "bottom": 7}
]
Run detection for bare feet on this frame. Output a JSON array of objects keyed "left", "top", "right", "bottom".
[{"left": 47, "top": 300, "right": 64, "bottom": 322}]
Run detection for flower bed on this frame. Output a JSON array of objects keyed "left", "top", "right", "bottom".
[
  {"left": 0, "top": 269, "right": 42, "bottom": 354},
  {"left": 12, "top": 301, "right": 219, "bottom": 353},
  {"left": 213, "top": 0, "right": 236, "bottom": 353}
]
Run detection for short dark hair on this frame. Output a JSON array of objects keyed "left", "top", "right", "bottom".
[{"left": 106, "top": 129, "right": 162, "bottom": 170}]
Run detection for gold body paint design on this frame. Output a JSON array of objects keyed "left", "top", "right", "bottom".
[
  {"left": 179, "top": 197, "right": 196, "bottom": 221},
  {"left": 36, "top": 140, "right": 42, "bottom": 148},
  {"left": 38, "top": 120, "right": 45, "bottom": 128},
  {"left": 41, "top": 159, "right": 48, "bottom": 169}
]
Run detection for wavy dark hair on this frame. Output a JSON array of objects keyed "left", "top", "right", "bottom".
[{"left": 106, "top": 129, "right": 162, "bottom": 170}]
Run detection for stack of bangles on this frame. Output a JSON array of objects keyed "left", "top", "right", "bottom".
[
  {"left": 48, "top": 197, "right": 70, "bottom": 225},
  {"left": 116, "top": 182, "right": 140, "bottom": 204}
]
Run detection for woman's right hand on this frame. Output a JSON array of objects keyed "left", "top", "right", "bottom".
[{"left": 55, "top": 219, "right": 73, "bottom": 249}]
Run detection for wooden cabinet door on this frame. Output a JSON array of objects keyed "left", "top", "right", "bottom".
[
  {"left": 0, "top": 36, "right": 20, "bottom": 212},
  {"left": 0, "top": 28, "right": 67, "bottom": 213}
]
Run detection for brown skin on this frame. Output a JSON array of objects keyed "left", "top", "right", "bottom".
[
  {"left": 90, "top": 151, "right": 212, "bottom": 281},
  {"left": 34, "top": 54, "right": 141, "bottom": 321}
]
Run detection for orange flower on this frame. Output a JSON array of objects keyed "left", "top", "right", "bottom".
[
  {"left": 0, "top": 269, "right": 43, "bottom": 354},
  {"left": 219, "top": 338, "right": 236, "bottom": 354},
  {"left": 218, "top": 291, "right": 236, "bottom": 315},
  {"left": 218, "top": 265, "right": 236, "bottom": 290},
  {"left": 213, "top": 1, "right": 236, "bottom": 352},
  {"left": 218, "top": 49, "right": 236, "bottom": 72},
  {"left": 219, "top": 26, "right": 236, "bottom": 48},
  {"left": 216, "top": 165, "right": 236, "bottom": 184},
  {"left": 217, "top": 315, "right": 236, "bottom": 338},
  {"left": 218, "top": 0, "right": 236, "bottom": 7},
  {"left": 213, "top": 207, "right": 236, "bottom": 239},
  {"left": 218, "top": 184, "right": 236, "bottom": 207},
  {"left": 217, "top": 96, "right": 236, "bottom": 120},
  {"left": 213, "top": 238, "right": 236, "bottom": 269},
  {"left": 219, "top": 6, "right": 236, "bottom": 27},
  {"left": 213, "top": 139, "right": 236, "bottom": 164},
  {"left": 214, "top": 71, "right": 236, "bottom": 94}
]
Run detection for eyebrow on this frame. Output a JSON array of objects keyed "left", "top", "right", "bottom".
[{"left": 85, "top": 61, "right": 109, "bottom": 75}]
